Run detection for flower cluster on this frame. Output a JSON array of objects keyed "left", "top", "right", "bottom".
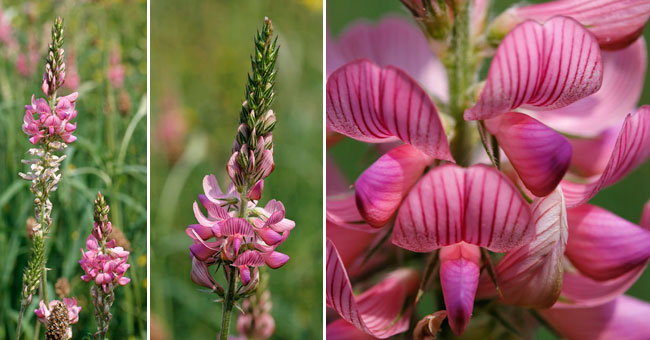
[
  {"left": 188, "top": 176, "right": 293, "bottom": 288},
  {"left": 34, "top": 298, "right": 81, "bottom": 340},
  {"left": 186, "top": 18, "right": 289, "bottom": 339},
  {"left": 326, "top": 1, "right": 650, "bottom": 339},
  {"left": 23, "top": 93, "right": 78, "bottom": 145},
  {"left": 237, "top": 290, "right": 275, "bottom": 339},
  {"left": 79, "top": 192, "right": 130, "bottom": 339}
]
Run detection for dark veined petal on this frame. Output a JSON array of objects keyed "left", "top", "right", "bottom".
[
  {"left": 326, "top": 239, "right": 419, "bottom": 339},
  {"left": 465, "top": 16, "right": 602, "bottom": 120},
  {"left": 499, "top": 0, "right": 650, "bottom": 50},
  {"left": 355, "top": 144, "right": 433, "bottom": 227},
  {"left": 561, "top": 106, "right": 650, "bottom": 207},
  {"left": 494, "top": 187, "right": 567, "bottom": 308},
  {"left": 326, "top": 59, "right": 452, "bottom": 161},
  {"left": 393, "top": 164, "right": 532, "bottom": 253},
  {"left": 486, "top": 113, "right": 571, "bottom": 197}
]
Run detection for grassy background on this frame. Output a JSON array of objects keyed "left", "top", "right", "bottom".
[
  {"left": 150, "top": 1, "right": 323, "bottom": 339},
  {"left": 327, "top": 0, "right": 650, "bottom": 339},
  {"left": 0, "top": 0, "right": 147, "bottom": 339}
]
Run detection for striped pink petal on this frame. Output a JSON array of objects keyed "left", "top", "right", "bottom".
[
  {"left": 561, "top": 106, "right": 650, "bottom": 207},
  {"left": 198, "top": 194, "right": 229, "bottom": 220},
  {"left": 541, "top": 296, "right": 650, "bottom": 340},
  {"left": 439, "top": 243, "right": 481, "bottom": 336},
  {"left": 494, "top": 187, "right": 567, "bottom": 308},
  {"left": 233, "top": 250, "right": 265, "bottom": 267},
  {"left": 486, "top": 112, "right": 571, "bottom": 197},
  {"left": 186, "top": 224, "right": 213, "bottom": 240},
  {"left": 565, "top": 204, "right": 650, "bottom": 281},
  {"left": 355, "top": 144, "right": 433, "bottom": 227},
  {"left": 326, "top": 239, "right": 419, "bottom": 339},
  {"left": 326, "top": 222, "right": 379, "bottom": 268},
  {"left": 503, "top": 0, "right": 650, "bottom": 50},
  {"left": 221, "top": 218, "right": 254, "bottom": 237},
  {"left": 393, "top": 164, "right": 532, "bottom": 253},
  {"left": 557, "top": 266, "right": 646, "bottom": 308},
  {"left": 465, "top": 16, "right": 602, "bottom": 121},
  {"left": 328, "top": 16, "right": 448, "bottom": 101},
  {"left": 529, "top": 37, "right": 647, "bottom": 136},
  {"left": 326, "top": 59, "right": 452, "bottom": 161}
]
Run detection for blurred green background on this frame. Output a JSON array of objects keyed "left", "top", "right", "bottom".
[
  {"left": 328, "top": 0, "right": 650, "bottom": 339},
  {"left": 0, "top": 0, "right": 147, "bottom": 339},
  {"left": 150, "top": 1, "right": 323, "bottom": 339}
]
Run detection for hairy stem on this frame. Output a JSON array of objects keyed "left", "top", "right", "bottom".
[{"left": 220, "top": 267, "right": 238, "bottom": 340}]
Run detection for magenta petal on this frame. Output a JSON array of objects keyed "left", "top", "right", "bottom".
[
  {"left": 263, "top": 251, "right": 290, "bottom": 269},
  {"left": 328, "top": 16, "right": 448, "bottom": 101},
  {"left": 568, "top": 126, "right": 618, "bottom": 177},
  {"left": 565, "top": 204, "right": 650, "bottom": 281},
  {"left": 326, "top": 239, "right": 419, "bottom": 338},
  {"left": 326, "top": 222, "right": 379, "bottom": 269},
  {"left": 393, "top": 164, "right": 532, "bottom": 252},
  {"left": 355, "top": 144, "right": 432, "bottom": 227},
  {"left": 439, "top": 243, "right": 481, "bottom": 336},
  {"left": 327, "top": 193, "right": 377, "bottom": 232},
  {"left": 239, "top": 266, "right": 251, "bottom": 285},
  {"left": 561, "top": 107, "right": 650, "bottom": 207},
  {"left": 256, "top": 227, "right": 283, "bottom": 246},
  {"left": 326, "top": 319, "right": 378, "bottom": 340},
  {"left": 486, "top": 112, "right": 571, "bottom": 197},
  {"left": 465, "top": 16, "right": 602, "bottom": 120},
  {"left": 326, "top": 59, "right": 452, "bottom": 161},
  {"left": 508, "top": 0, "right": 650, "bottom": 50},
  {"left": 233, "top": 250, "right": 265, "bottom": 267},
  {"left": 641, "top": 199, "right": 650, "bottom": 231},
  {"left": 541, "top": 295, "right": 650, "bottom": 340},
  {"left": 530, "top": 38, "right": 647, "bottom": 136},
  {"left": 494, "top": 187, "right": 567, "bottom": 308},
  {"left": 186, "top": 224, "right": 213, "bottom": 240},
  {"left": 221, "top": 218, "right": 254, "bottom": 237},
  {"left": 557, "top": 265, "right": 646, "bottom": 308}
]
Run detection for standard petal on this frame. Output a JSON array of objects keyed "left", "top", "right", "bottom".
[
  {"left": 529, "top": 38, "right": 647, "bottom": 136},
  {"left": 494, "top": 187, "right": 567, "bottom": 308},
  {"left": 439, "top": 243, "right": 481, "bottom": 336},
  {"left": 329, "top": 16, "right": 448, "bottom": 101},
  {"left": 465, "top": 16, "right": 602, "bottom": 120},
  {"left": 393, "top": 164, "right": 532, "bottom": 252},
  {"left": 486, "top": 113, "right": 571, "bottom": 196},
  {"left": 326, "top": 59, "right": 452, "bottom": 161},
  {"left": 355, "top": 144, "right": 433, "bottom": 227},
  {"left": 498, "top": 1, "right": 650, "bottom": 50},
  {"left": 326, "top": 239, "right": 419, "bottom": 339},
  {"left": 561, "top": 106, "right": 650, "bottom": 207},
  {"left": 541, "top": 296, "right": 650, "bottom": 340},
  {"left": 565, "top": 204, "right": 650, "bottom": 281}
]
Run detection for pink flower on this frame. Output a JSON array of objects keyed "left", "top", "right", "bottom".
[
  {"left": 326, "top": 7, "right": 650, "bottom": 338},
  {"left": 107, "top": 47, "right": 125, "bottom": 88},
  {"left": 79, "top": 234, "right": 130, "bottom": 292},
  {"left": 22, "top": 93, "right": 78, "bottom": 144}
]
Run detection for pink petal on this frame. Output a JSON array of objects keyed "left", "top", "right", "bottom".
[
  {"left": 186, "top": 224, "right": 213, "bottom": 240},
  {"left": 191, "top": 256, "right": 217, "bottom": 290},
  {"left": 328, "top": 16, "right": 448, "bottom": 101},
  {"left": 326, "top": 193, "right": 377, "bottom": 232},
  {"left": 504, "top": 0, "right": 650, "bottom": 50},
  {"left": 561, "top": 107, "right": 650, "bottom": 207},
  {"left": 486, "top": 112, "right": 571, "bottom": 196},
  {"left": 541, "top": 295, "right": 650, "bottom": 340},
  {"left": 556, "top": 265, "right": 646, "bottom": 308},
  {"left": 355, "top": 144, "right": 433, "bottom": 227},
  {"left": 393, "top": 164, "right": 532, "bottom": 252},
  {"left": 565, "top": 204, "right": 650, "bottom": 281},
  {"left": 326, "top": 157, "right": 351, "bottom": 195},
  {"left": 326, "top": 221, "right": 380, "bottom": 269},
  {"left": 568, "top": 126, "right": 618, "bottom": 177},
  {"left": 465, "top": 16, "right": 602, "bottom": 120},
  {"left": 239, "top": 266, "right": 251, "bottom": 285},
  {"left": 439, "top": 243, "right": 481, "bottom": 336},
  {"left": 529, "top": 37, "right": 647, "bottom": 136},
  {"left": 221, "top": 218, "right": 254, "bottom": 237},
  {"left": 256, "top": 227, "right": 283, "bottom": 246},
  {"left": 327, "top": 319, "right": 377, "bottom": 340},
  {"left": 262, "top": 251, "right": 290, "bottom": 269},
  {"left": 203, "top": 174, "right": 225, "bottom": 202},
  {"left": 326, "top": 239, "right": 419, "bottom": 338},
  {"left": 198, "top": 194, "right": 229, "bottom": 220},
  {"left": 326, "top": 59, "right": 452, "bottom": 161},
  {"left": 494, "top": 187, "right": 567, "bottom": 308},
  {"left": 233, "top": 250, "right": 265, "bottom": 267}
]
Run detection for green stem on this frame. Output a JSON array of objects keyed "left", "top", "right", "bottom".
[
  {"left": 220, "top": 267, "right": 238, "bottom": 340},
  {"left": 445, "top": 1, "right": 475, "bottom": 166},
  {"left": 14, "top": 302, "right": 26, "bottom": 340}
]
